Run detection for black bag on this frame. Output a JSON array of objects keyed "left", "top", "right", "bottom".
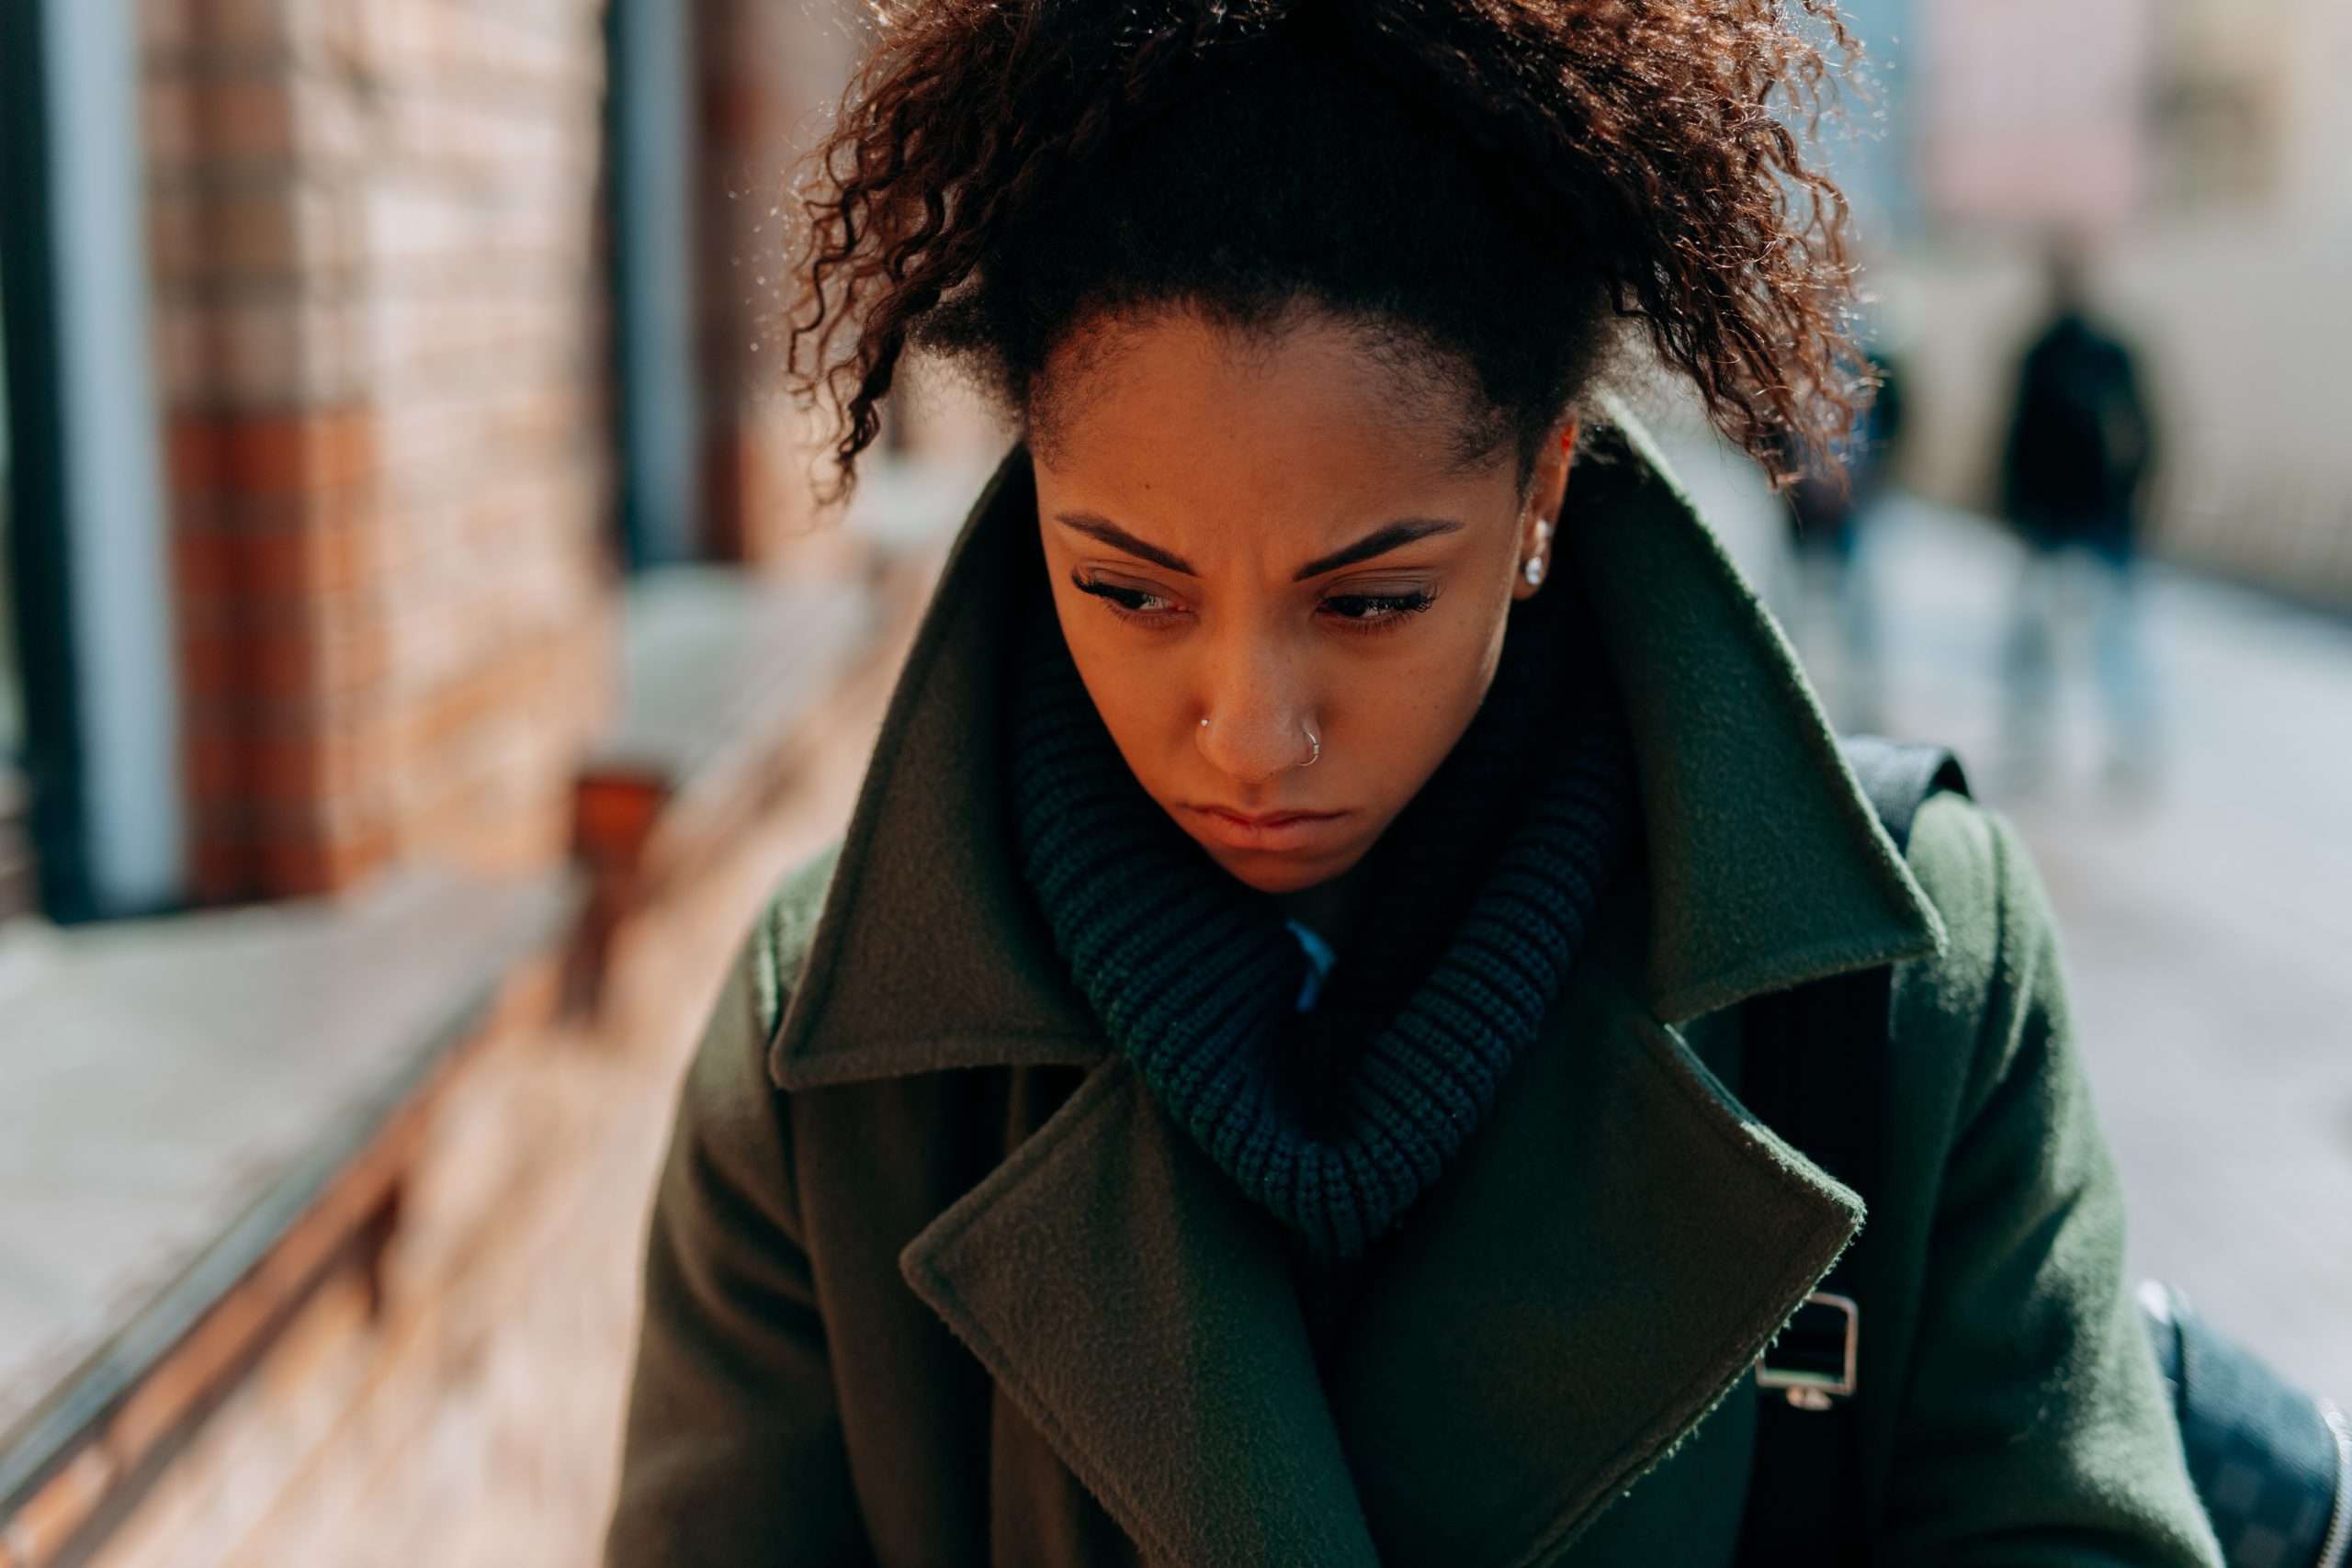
[{"left": 1737, "top": 737, "right": 2351, "bottom": 1568}]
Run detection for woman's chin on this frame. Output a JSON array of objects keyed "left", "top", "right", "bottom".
[{"left": 1196, "top": 839, "right": 1369, "bottom": 896}]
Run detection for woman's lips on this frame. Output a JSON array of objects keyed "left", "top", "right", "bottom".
[{"left": 1180, "top": 805, "right": 1350, "bottom": 853}]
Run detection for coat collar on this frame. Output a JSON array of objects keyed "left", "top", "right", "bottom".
[
  {"left": 897, "top": 937, "right": 1862, "bottom": 1566},
  {"left": 770, "top": 400, "right": 1940, "bottom": 1090},
  {"left": 769, "top": 405, "right": 1936, "bottom": 1563}
]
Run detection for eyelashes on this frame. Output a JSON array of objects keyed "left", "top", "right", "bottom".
[
  {"left": 1069, "top": 571, "right": 1438, "bottom": 635},
  {"left": 1071, "top": 576, "right": 1179, "bottom": 616},
  {"left": 1321, "top": 589, "right": 1437, "bottom": 623}
]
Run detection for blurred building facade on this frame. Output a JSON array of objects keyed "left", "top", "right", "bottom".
[
  {"left": 0, "top": 3, "right": 966, "bottom": 1563},
  {"left": 1856, "top": 0, "right": 2352, "bottom": 604},
  {"left": 2, "top": 0, "right": 908, "bottom": 927},
  {"left": 147, "top": 0, "right": 618, "bottom": 903}
]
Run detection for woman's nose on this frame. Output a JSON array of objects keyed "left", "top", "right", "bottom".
[{"left": 1194, "top": 697, "right": 1318, "bottom": 785}]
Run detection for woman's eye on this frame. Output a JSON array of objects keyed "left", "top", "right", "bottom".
[
  {"left": 1320, "top": 588, "right": 1438, "bottom": 626},
  {"left": 1073, "top": 573, "right": 1186, "bottom": 619}
]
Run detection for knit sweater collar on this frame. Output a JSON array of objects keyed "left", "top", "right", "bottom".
[{"left": 1005, "top": 572, "right": 1634, "bottom": 1260}]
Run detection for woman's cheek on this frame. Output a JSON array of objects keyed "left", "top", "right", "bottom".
[{"left": 1084, "top": 642, "right": 1200, "bottom": 785}]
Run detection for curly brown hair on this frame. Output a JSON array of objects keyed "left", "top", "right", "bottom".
[{"left": 786, "top": 0, "right": 1865, "bottom": 496}]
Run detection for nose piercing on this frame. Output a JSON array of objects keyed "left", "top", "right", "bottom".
[{"left": 1197, "top": 717, "right": 1321, "bottom": 770}]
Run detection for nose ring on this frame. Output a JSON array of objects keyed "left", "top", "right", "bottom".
[{"left": 1197, "top": 717, "right": 1321, "bottom": 771}]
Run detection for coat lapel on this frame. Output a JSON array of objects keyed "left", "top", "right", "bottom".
[
  {"left": 1564, "top": 402, "right": 1945, "bottom": 1023},
  {"left": 893, "top": 881, "right": 1860, "bottom": 1568},
  {"left": 769, "top": 453, "right": 1107, "bottom": 1089},
  {"left": 1329, "top": 905, "right": 1860, "bottom": 1566},
  {"left": 899, "top": 1056, "right": 1385, "bottom": 1567}
]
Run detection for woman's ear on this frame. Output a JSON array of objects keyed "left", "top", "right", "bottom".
[{"left": 1513, "top": 417, "right": 1579, "bottom": 600}]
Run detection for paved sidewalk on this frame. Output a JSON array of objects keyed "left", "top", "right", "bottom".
[{"left": 1666, "top": 432, "right": 2352, "bottom": 1399}]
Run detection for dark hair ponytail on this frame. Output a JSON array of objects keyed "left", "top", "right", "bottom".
[{"left": 787, "top": 0, "right": 1865, "bottom": 494}]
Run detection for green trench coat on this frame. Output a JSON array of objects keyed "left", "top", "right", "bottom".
[{"left": 604, "top": 417, "right": 2224, "bottom": 1568}]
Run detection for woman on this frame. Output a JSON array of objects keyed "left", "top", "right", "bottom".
[{"left": 605, "top": 3, "right": 2220, "bottom": 1563}]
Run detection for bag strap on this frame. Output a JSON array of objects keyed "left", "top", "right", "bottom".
[
  {"left": 1736, "top": 738, "right": 1969, "bottom": 1567},
  {"left": 1836, "top": 737, "right": 1971, "bottom": 853},
  {"left": 1744, "top": 744, "right": 2348, "bottom": 1568}
]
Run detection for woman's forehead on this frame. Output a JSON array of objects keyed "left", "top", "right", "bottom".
[{"left": 1031, "top": 310, "right": 1517, "bottom": 560}]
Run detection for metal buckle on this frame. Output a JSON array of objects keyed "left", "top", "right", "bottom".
[{"left": 1756, "top": 1292, "right": 1860, "bottom": 1412}]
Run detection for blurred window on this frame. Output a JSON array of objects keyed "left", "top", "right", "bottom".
[
  {"left": 1, "top": 118, "right": 37, "bottom": 920},
  {"left": 1917, "top": 0, "right": 2156, "bottom": 231},
  {"left": 1, "top": 264, "right": 17, "bottom": 757},
  {"left": 0, "top": 0, "right": 183, "bottom": 921},
  {"left": 605, "top": 0, "right": 705, "bottom": 571}
]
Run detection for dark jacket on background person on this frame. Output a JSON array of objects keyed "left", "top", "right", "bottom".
[
  {"left": 2002, "top": 311, "right": 2155, "bottom": 554},
  {"left": 1780, "top": 347, "right": 1905, "bottom": 551},
  {"left": 603, "top": 414, "right": 2222, "bottom": 1567}
]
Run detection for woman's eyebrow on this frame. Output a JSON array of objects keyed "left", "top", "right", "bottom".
[
  {"left": 1053, "top": 512, "right": 1197, "bottom": 575},
  {"left": 1053, "top": 511, "right": 1466, "bottom": 580},
  {"left": 1293, "top": 517, "right": 1465, "bottom": 581}
]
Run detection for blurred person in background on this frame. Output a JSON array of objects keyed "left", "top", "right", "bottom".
[
  {"left": 601, "top": 4, "right": 2221, "bottom": 1565},
  {"left": 1772, "top": 338, "right": 1906, "bottom": 730},
  {"left": 1999, "top": 243, "right": 2161, "bottom": 788}
]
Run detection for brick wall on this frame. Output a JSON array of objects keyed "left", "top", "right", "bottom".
[{"left": 145, "top": 0, "right": 616, "bottom": 902}]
